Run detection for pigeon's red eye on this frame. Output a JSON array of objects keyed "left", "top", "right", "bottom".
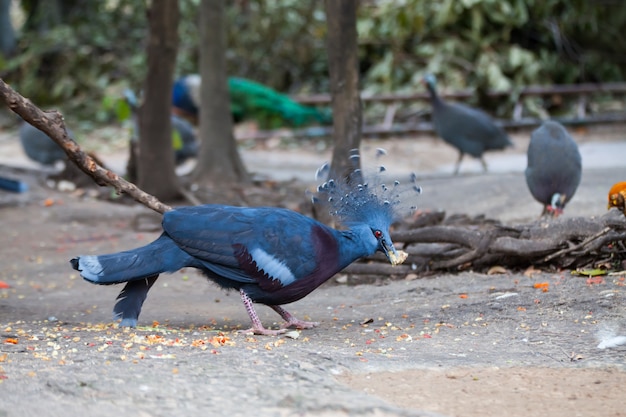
[{"left": 374, "top": 230, "right": 382, "bottom": 239}]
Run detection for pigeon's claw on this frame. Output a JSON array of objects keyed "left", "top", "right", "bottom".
[
  {"left": 239, "top": 289, "right": 319, "bottom": 336},
  {"left": 271, "top": 305, "right": 319, "bottom": 330},
  {"left": 237, "top": 326, "right": 288, "bottom": 336},
  {"left": 280, "top": 319, "right": 319, "bottom": 330}
]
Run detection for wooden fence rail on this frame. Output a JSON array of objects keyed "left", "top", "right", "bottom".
[{"left": 235, "top": 83, "right": 626, "bottom": 141}]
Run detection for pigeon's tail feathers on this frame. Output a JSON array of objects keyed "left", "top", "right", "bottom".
[
  {"left": 113, "top": 276, "right": 159, "bottom": 327},
  {"left": 71, "top": 234, "right": 192, "bottom": 284}
]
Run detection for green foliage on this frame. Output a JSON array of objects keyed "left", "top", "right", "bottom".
[
  {"left": 100, "top": 95, "right": 133, "bottom": 125},
  {"left": 3, "top": 0, "right": 147, "bottom": 122},
  {"left": 3, "top": 0, "right": 625, "bottom": 127},
  {"left": 358, "top": 0, "right": 626, "bottom": 95}
]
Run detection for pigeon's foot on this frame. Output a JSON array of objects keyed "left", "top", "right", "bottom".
[
  {"left": 237, "top": 326, "right": 288, "bottom": 336},
  {"left": 239, "top": 289, "right": 319, "bottom": 336},
  {"left": 271, "top": 305, "right": 319, "bottom": 330},
  {"left": 236, "top": 316, "right": 318, "bottom": 336},
  {"left": 239, "top": 289, "right": 290, "bottom": 336},
  {"left": 280, "top": 318, "right": 319, "bottom": 330}
]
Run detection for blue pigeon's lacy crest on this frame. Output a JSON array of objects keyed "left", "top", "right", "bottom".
[{"left": 311, "top": 148, "right": 422, "bottom": 225}]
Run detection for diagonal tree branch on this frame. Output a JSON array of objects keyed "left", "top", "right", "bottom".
[{"left": 0, "top": 78, "right": 172, "bottom": 214}]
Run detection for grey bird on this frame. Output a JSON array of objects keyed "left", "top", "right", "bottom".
[
  {"left": 19, "top": 121, "right": 69, "bottom": 166},
  {"left": 422, "top": 74, "right": 513, "bottom": 174},
  {"left": 525, "top": 120, "right": 582, "bottom": 217}
]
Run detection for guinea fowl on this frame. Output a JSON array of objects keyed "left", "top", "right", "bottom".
[
  {"left": 608, "top": 181, "right": 626, "bottom": 216},
  {"left": 525, "top": 120, "right": 582, "bottom": 217},
  {"left": 70, "top": 154, "right": 417, "bottom": 335},
  {"left": 173, "top": 74, "right": 332, "bottom": 128},
  {"left": 422, "top": 74, "right": 512, "bottom": 175},
  {"left": 19, "top": 121, "right": 70, "bottom": 166}
]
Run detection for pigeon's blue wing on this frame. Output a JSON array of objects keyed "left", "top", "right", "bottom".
[{"left": 163, "top": 205, "right": 329, "bottom": 290}]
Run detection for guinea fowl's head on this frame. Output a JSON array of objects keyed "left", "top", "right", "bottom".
[
  {"left": 545, "top": 193, "right": 567, "bottom": 217},
  {"left": 422, "top": 74, "right": 438, "bottom": 93},
  {"left": 311, "top": 149, "right": 421, "bottom": 265},
  {"left": 608, "top": 181, "right": 626, "bottom": 213}
]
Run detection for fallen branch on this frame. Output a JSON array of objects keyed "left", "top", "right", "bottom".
[
  {"left": 0, "top": 78, "right": 172, "bottom": 214},
  {"left": 542, "top": 226, "right": 611, "bottom": 263},
  {"left": 431, "top": 231, "right": 494, "bottom": 270},
  {"left": 351, "top": 210, "right": 626, "bottom": 276}
]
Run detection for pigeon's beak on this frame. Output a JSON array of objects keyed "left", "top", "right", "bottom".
[{"left": 380, "top": 239, "right": 407, "bottom": 266}]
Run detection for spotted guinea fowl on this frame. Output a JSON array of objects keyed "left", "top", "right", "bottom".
[
  {"left": 607, "top": 181, "right": 626, "bottom": 216},
  {"left": 70, "top": 153, "right": 417, "bottom": 335},
  {"left": 422, "top": 74, "right": 513, "bottom": 175},
  {"left": 525, "top": 120, "right": 582, "bottom": 217},
  {"left": 19, "top": 121, "right": 71, "bottom": 166}
]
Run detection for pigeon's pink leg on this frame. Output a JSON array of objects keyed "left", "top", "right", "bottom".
[
  {"left": 238, "top": 289, "right": 287, "bottom": 336},
  {"left": 270, "top": 305, "right": 319, "bottom": 330},
  {"left": 237, "top": 289, "right": 319, "bottom": 335}
]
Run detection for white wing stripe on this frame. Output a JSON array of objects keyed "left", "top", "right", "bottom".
[{"left": 250, "top": 248, "right": 296, "bottom": 285}]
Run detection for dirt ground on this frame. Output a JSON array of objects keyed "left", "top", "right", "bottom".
[{"left": 0, "top": 123, "right": 625, "bottom": 417}]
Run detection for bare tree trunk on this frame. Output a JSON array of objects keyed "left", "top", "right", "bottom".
[
  {"left": 193, "top": 0, "right": 249, "bottom": 185},
  {"left": 138, "top": 0, "right": 181, "bottom": 201},
  {"left": 324, "top": 0, "right": 362, "bottom": 182}
]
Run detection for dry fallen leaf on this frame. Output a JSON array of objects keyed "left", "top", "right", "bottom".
[
  {"left": 524, "top": 266, "right": 542, "bottom": 278},
  {"left": 404, "top": 273, "right": 418, "bottom": 281},
  {"left": 283, "top": 330, "right": 300, "bottom": 339},
  {"left": 487, "top": 266, "right": 507, "bottom": 275},
  {"left": 572, "top": 268, "right": 608, "bottom": 277}
]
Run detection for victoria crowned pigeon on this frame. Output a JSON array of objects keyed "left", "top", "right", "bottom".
[{"left": 71, "top": 153, "right": 418, "bottom": 335}]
